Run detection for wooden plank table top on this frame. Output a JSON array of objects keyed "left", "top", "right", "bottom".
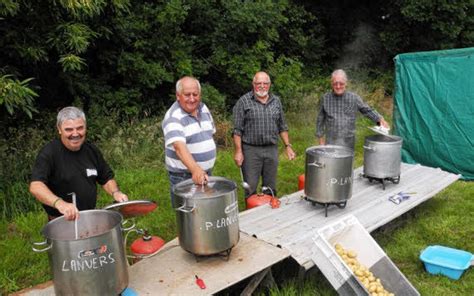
[
  {"left": 17, "top": 232, "right": 290, "bottom": 296},
  {"left": 127, "top": 232, "right": 289, "bottom": 295},
  {"left": 239, "top": 163, "right": 460, "bottom": 270}
]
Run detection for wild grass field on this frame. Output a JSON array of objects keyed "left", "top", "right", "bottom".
[{"left": 0, "top": 80, "right": 473, "bottom": 295}]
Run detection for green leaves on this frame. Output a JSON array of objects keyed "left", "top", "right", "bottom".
[
  {"left": 0, "top": 75, "right": 38, "bottom": 118},
  {"left": 48, "top": 22, "right": 99, "bottom": 54},
  {"left": 56, "top": 0, "right": 107, "bottom": 18},
  {"left": 58, "top": 54, "right": 87, "bottom": 72},
  {"left": 0, "top": 0, "right": 20, "bottom": 17}
]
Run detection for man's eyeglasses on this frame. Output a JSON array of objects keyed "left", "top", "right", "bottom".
[
  {"left": 253, "top": 82, "right": 271, "bottom": 86},
  {"left": 332, "top": 82, "right": 346, "bottom": 86}
]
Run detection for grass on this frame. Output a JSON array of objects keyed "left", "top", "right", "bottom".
[{"left": 1, "top": 82, "right": 473, "bottom": 295}]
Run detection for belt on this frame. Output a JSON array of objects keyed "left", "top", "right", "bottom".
[
  {"left": 168, "top": 170, "right": 211, "bottom": 177},
  {"left": 168, "top": 171, "right": 192, "bottom": 177},
  {"left": 242, "top": 142, "right": 277, "bottom": 147}
]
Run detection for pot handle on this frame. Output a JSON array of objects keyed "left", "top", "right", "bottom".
[
  {"left": 308, "top": 161, "right": 325, "bottom": 168},
  {"left": 32, "top": 240, "right": 52, "bottom": 253},
  {"left": 176, "top": 204, "right": 196, "bottom": 213},
  {"left": 121, "top": 219, "right": 136, "bottom": 232},
  {"left": 363, "top": 145, "right": 376, "bottom": 151}
]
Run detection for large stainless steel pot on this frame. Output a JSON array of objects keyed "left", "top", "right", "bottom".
[
  {"left": 363, "top": 135, "right": 403, "bottom": 179},
  {"left": 32, "top": 210, "right": 131, "bottom": 296},
  {"left": 172, "top": 176, "right": 240, "bottom": 256},
  {"left": 304, "top": 145, "right": 354, "bottom": 203}
]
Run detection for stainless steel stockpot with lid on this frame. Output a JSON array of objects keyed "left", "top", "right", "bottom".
[
  {"left": 172, "top": 176, "right": 240, "bottom": 256},
  {"left": 32, "top": 210, "right": 130, "bottom": 296},
  {"left": 304, "top": 145, "right": 354, "bottom": 204},
  {"left": 363, "top": 134, "right": 403, "bottom": 179}
]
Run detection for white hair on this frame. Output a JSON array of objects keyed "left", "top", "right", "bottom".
[
  {"left": 176, "top": 76, "right": 201, "bottom": 94},
  {"left": 331, "top": 69, "right": 348, "bottom": 82},
  {"left": 57, "top": 106, "right": 86, "bottom": 128}
]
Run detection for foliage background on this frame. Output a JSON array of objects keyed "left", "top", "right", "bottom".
[
  {"left": 0, "top": 1, "right": 473, "bottom": 294},
  {"left": 1, "top": 0, "right": 472, "bottom": 120}
]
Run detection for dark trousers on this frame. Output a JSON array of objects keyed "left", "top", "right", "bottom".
[{"left": 242, "top": 143, "right": 278, "bottom": 197}]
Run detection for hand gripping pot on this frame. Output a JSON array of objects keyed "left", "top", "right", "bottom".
[
  {"left": 32, "top": 210, "right": 134, "bottom": 296},
  {"left": 305, "top": 145, "right": 354, "bottom": 204},
  {"left": 172, "top": 176, "right": 240, "bottom": 256}
]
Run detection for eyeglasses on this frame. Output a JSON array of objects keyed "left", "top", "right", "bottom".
[
  {"left": 253, "top": 82, "right": 271, "bottom": 86},
  {"left": 332, "top": 81, "right": 346, "bottom": 86}
]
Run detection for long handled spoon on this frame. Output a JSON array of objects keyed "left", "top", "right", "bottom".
[
  {"left": 239, "top": 167, "right": 250, "bottom": 190},
  {"left": 69, "top": 192, "right": 78, "bottom": 240}
]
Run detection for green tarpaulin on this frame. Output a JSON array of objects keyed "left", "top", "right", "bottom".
[{"left": 394, "top": 47, "right": 474, "bottom": 180}]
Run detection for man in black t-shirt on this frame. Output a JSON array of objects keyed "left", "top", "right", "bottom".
[{"left": 30, "top": 107, "right": 128, "bottom": 221}]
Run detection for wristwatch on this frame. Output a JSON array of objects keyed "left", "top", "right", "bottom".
[{"left": 285, "top": 143, "right": 292, "bottom": 148}]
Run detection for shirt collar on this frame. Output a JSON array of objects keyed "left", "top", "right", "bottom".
[
  {"left": 252, "top": 92, "right": 274, "bottom": 104},
  {"left": 175, "top": 101, "right": 203, "bottom": 118}
]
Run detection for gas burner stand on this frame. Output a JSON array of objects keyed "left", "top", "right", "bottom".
[
  {"left": 362, "top": 174, "right": 400, "bottom": 190},
  {"left": 304, "top": 197, "right": 347, "bottom": 217},
  {"left": 192, "top": 248, "right": 233, "bottom": 262}
]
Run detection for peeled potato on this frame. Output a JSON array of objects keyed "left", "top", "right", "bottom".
[
  {"left": 347, "top": 250, "right": 357, "bottom": 258},
  {"left": 334, "top": 243, "right": 395, "bottom": 296}
]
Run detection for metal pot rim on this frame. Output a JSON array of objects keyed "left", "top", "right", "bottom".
[
  {"left": 172, "top": 176, "right": 237, "bottom": 199},
  {"left": 42, "top": 209, "right": 123, "bottom": 241},
  {"left": 305, "top": 145, "right": 354, "bottom": 158},
  {"left": 365, "top": 135, "right": 403, "bottom": 143}
]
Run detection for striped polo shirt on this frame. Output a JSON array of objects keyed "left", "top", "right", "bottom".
[{"left": 162, "top": 101, "right": 216, "bottom": 173}]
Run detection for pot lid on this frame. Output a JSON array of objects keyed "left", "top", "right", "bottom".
[
  {"left": 306, "top": 145, "right": 354, "bottom": 158},
  {"left": 173, "top": 176, "right": 236, "bottom": 199},
  {"left": 103, "top": 200, "right": 157, "bottom": 218},
  {"left": 368, "top": 126, "right": 400, "bottom": 141}
]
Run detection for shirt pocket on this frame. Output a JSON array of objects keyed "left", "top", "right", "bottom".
[
  {"left": 343, "top": 102, "right": 356, "bottom": 114},
  {"left": 269, "top": 104, "right": 280, "bottom": 120}
]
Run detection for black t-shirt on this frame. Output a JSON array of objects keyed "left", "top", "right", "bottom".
[{"left": 31, "top": 139, "right": 114, "bottom": 216}]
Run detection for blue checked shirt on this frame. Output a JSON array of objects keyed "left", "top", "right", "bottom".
[
  {"left": 316, "top": 91, "right": 381, "bottom": 139},
  {"left": 233, "top": 91, "right": 289, "bottom": 145}
]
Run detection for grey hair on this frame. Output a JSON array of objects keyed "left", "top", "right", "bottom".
[
  {"left": 176, "top": 76, "right": 201, "bottom": 94},
  {"left": 252, "top": 71, "right": 271, "bottom": 84},
  {"left": 57, "top": 106, "right": 86, "bottom": 128},
  {"left": 331, "top": 69, "right": 348, "bottom": 82}
]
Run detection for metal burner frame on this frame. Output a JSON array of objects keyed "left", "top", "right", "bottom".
[
  {"left": 363, "top": 174, "right": 400, "bottom": 190},
  {"left": 304, "top": 197, "right": 347, "bottom": 217},
  {"left": 192, "top": 248, "right": 233, "bottom": 262}
]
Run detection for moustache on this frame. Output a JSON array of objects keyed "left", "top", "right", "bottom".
[{"left": 68, "top": 135, "right": 82, "bottom": 141}]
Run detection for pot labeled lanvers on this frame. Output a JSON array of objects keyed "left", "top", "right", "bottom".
[{"left": 32, "top": 210, "right": 133, "bottom": 296}]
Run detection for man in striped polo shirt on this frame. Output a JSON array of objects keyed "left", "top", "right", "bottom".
[{"left": 162, "top": 76, "right": 216, "bottom": 198}]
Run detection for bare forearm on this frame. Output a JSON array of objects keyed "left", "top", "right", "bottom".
[
  {"left": 233, "top": 135, "right": 244, "bottom": 166},
  {"left": 174, "top": 142, "right": 202, "bottom": 174},
  {"left": 102, "top": 179, "right": 128, "bottom": 202},
  {"left": 29, "top": 181, "right": 61, "bottom": 208}
]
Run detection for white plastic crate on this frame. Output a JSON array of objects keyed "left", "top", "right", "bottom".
[{"left": 311, "top": 215, "right": 419, "bottom": 296}]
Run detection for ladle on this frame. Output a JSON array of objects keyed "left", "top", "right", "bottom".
[
  {"left": 239, "top": 167, "right": 250, "bottom": 190},
  {"left": 69, "top": 192, "right": 78, "bottom": 240}
]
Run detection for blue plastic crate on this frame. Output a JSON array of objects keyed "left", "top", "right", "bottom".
[{"left": 420, "top": 245, "right": 473, "bottom": 280}]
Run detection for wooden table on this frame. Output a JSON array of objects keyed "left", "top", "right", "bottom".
[
  {"left": 127, "top": 233, "right": 289, "bottom": 295},
  {"left": 17, "top": 233, "right": 290, "bottom": 296}
]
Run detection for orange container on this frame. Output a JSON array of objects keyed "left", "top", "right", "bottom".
[{"left": 298, "top": 174, "right": 305, "bottom": 191}]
